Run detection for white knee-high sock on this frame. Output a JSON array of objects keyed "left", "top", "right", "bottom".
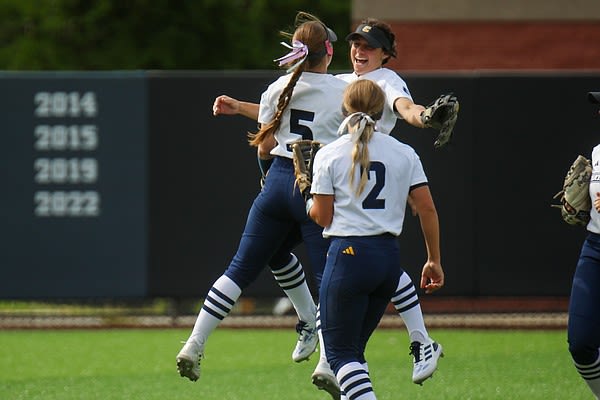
[
  {"left": 391, "top": 272, "right": 428, "bottom": 343},
  {"left": 188, "top": 275, "right": 241, "bottom": 346},
  {"left": 270, "top": 254, "right": 316, "bottom": 323},
  {"left": 337, "top": 362, "right": 376, "bottom": 400},
  {"left": 575, "top": 352, "right": 600, "bottom": 399},
  {"left": 341, "top": 363, "right": 370, "bottom": 400}
]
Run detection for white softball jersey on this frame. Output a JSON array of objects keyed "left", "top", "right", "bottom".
[
  {"left": 336, "top": 68, "right": 413, "bottom": 135},
  {"left": 311, "top": 131, "right": 427, "bottom": 237},
  {"left": 258, "top": 72, "right": 348, "bottom": 158},
  {"left": 587, "top": 144, "right": 600, "bottom": 234}
]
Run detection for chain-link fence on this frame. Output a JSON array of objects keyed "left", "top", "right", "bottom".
[{"left": 0, "top": 296, "right": 568, "bottom": 330}]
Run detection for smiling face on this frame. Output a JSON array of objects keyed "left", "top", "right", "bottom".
[{"left": 349, "top": 37, "right": 389, "bottom": 76}]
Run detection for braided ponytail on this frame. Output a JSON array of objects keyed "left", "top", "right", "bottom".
[
  {"left": 248, "top": 65, "right": 304, "bottom": 147},
  {"left": 248, "top": 14, "right": 331, "bottom": 148}
]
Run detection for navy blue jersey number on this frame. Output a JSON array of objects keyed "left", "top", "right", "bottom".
[
  {"left": 290, "top": 109, "right": 314, "bottom": 140},
  {"left": 362, "top": 161, "right": 386, "bottom": 209}
]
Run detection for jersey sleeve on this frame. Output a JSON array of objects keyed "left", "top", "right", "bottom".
[
  {"left": 311, "top": 148, "right": 334, "bottom": 195},
  {"left": 409, "top": 151, "right": 428, "bottom": 189},
  {"left": 382, "top": 72, "right": 413, "bottom": 119},
  {"left": 258, "top": 84, "right": 276, "bottom": 125}
]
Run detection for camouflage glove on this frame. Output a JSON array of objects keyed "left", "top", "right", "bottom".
[
  {"left": 552, "top": 155, "right": 592, "bottom": 226},
  {"left": 421, "top": 93, "right": 460, "bottom": 148}
]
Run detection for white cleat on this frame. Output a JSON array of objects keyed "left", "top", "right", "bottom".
[
  {"left": 292, "top": 320, "right": 318, "bottom": 362},
  {"left": 176, "top": 340, "right": 204, "bottom": 382},
  {"left": 410, "top": 339, "right": 444, "bottom": 385},
  {"left": 311, "top": 359, "right": 341, "bottom": 400}
]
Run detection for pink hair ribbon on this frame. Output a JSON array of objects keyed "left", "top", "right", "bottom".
[{"left": 273, "top": 40, "right": 308, "bottom": 73}]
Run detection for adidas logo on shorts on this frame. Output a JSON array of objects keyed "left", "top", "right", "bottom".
[{"left": 342, "top": 246, "right": 355, "bottom": 256}]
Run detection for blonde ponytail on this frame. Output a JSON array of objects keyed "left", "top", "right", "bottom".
[{"left": 339, "top": 80, "right": 386, "bottom": 195}]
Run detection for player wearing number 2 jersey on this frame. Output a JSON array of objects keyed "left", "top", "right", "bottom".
[
  {"left": 315, "top": 20, "right": 445, "bottom": 389},
  {"left": 176, "top": 12, "right": 346, "bottom": 385},
  {"left": 309, "top": 79, "right": 444, "bottom": 400}
]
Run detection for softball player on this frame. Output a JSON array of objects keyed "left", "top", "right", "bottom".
[
  {"left": 211, "top": 17, "right": 446, "bottom": 395},
  {"left": 337, "top": 19, "right": 427, "bottom": 133},
  {"left": 321, "top": 18, "right": 444, "bottom": 387},
  {"left": 176, "top": 12, "right": 347, "bottom": 383},
  {"left": 568, "top": 91, "right": 600, "bottom": 399},
  {"left": 309, "top": 79, "right": 444, "bottom": 400}
]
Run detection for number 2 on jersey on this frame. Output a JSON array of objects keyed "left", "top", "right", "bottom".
[{"left": 362, "top": 161, "right": 386, "bottom": 209}]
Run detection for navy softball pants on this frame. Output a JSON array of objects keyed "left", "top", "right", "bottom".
[
  {"left": 568, "top": 232, "right": 600, "bottom": 365},
  {"left": 319, "top": 235, "right": 403, "bottom": 374},
  {"left": 223, "top": 156, "right": 329, "bottom": 290}
]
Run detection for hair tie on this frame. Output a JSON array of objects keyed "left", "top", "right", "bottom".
[
  {"left": 273, "top": 40, "right": 308, "bottom": 73},
  {"left": 337, "top": 112, "right": 375, "bottom": 142}
]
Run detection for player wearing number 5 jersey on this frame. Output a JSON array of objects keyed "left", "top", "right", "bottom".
[
  {"left": 258, "top": 71, "right": 346, "bottom": 159},
  {"left": 309, "top": 79, "right": 444, "bottom": 400},
  {"left": 176, "top": 12, "right": 346, "bottom": 384}
]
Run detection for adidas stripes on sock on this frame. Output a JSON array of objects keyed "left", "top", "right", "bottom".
[
  {"left": 391, "top": 271, "right": 428, "bottom": 343},
  {"left": 575, "top": 352, "right": 600, "bottom": 399},
  {"left": 189, "top": 275, "right": 241, "bottom": 345},
  {"left": 337, "top": 362, "right": 376, "bottom": 400},
  {"left": 339, "top": 362, "right": 370, "bottom": 400},
  {"left": 271, "top": 254, "right": 316, "bottom": 324}
]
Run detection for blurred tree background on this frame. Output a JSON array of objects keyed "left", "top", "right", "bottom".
[{"left": 0, "top": 0, "right": 351, "bottom": 70}]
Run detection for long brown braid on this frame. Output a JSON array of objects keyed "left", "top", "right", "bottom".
[
  {"left": 342, "top": 80, "right": 385, "bottom": 195},
  {"left": 248, "top": 14, "right": 331, "bottom": 147}
]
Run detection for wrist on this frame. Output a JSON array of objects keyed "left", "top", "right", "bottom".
[
  {"left": 420, "top": 110, "right": 428, "bottom": 127},
  {"left": 236, "top": 101, "right": 245, "bottom": 115}
]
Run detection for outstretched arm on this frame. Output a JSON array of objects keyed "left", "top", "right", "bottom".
[
  {"left": 213, "top": 95, "right": 259, "bottom": 120},
  {"left": 394, "top": 97, "right": 426, "bottom": 128}
]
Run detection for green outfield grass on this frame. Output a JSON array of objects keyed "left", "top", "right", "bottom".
[{"left": 0, "top": 328, "right": 589, "bottom": 400}]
